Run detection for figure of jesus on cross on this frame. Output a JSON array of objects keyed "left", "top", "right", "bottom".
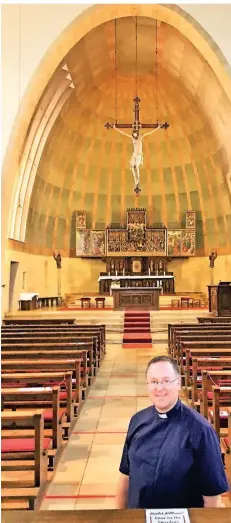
[{"left": 105, "top": 96, "right": 169, "bottom": 194}]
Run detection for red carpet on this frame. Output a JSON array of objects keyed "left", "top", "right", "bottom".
[{"left": 123, "top": 312, "right": 152, "bottom": 348}]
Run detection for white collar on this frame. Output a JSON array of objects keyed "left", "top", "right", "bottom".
[{"left": 157, "top": 412, "right": 168, "bottom": 419}]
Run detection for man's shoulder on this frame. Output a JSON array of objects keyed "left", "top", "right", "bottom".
[
  {"left": 129, "top": 406, "right": 154, "bottom": 427},
  {"left": 181, "top": 401, "right": 214, "bottom": 432}
]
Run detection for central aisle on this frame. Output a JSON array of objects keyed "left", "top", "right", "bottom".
[
  {"left": 41, "top": 344, "right": 158, "bottom": 510},
  {"left": 40, "top": 309, "right": 204, "bottom": 511}
]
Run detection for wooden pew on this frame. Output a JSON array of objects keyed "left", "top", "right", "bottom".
[
  {"left": 168, "top": 323, "right": 231, "bottom": 356},
  {"left": 2, "top": 335, "right": 101, "bottom": 369},
  {"left": 183, "top": 348, "right": 231, "bottom": 387},
  {"left": 1, "top": 358, "right": 83, "bottom": 415},
  {"left": 191, "top": 358, "right": 231, "bottom": 405},
  {"left": 198, "top": 317, "right": 231, "bottom": 323},
  {"left": 209, "top": 386, "right": 231, "bottom": 440},
  {"left": 1, "top": 371, "right": 73, "bottom": 423},
  {"left": 176, "top": 339, "right": 231, "bottom": 370},
  {"left": 221, "top": 407, "right": 231, "bottom": 453},
  {"left": 1, "top": 410, "right": 49, "bottom": 488},
  {"left": 1, "top": 341, "right": 95, "bottom": 378},
  {"left": 1, "top": 387, "right": 62, "bottom": 453},
  {"left": 2, "top": 318, "right": 76, "bottom": 325},
  {"left": 201, "top": 370, "right": 231, "bottom": 419},
  {"left": 173, "top": 330, "right": 231, "bottom": 359},
  {"left": 1, "top": 326, "right": 106, "bottom": 359}
]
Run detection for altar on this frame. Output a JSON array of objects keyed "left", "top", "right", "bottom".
[
  {"left": 98, "top": 275, "right": 174, "bottom": 295},
  {"left": 111, "top": 286, "right": 161, "bottom": 310}
]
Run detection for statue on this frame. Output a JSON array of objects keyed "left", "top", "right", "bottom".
[
  {"left": 53, "top": 251, "right": 62, "bottom": 269},
  {"left": 113, "top": 125, "right": 161, "bottom": 193},
  {"left": 209, "top": 250, "right": 217, "bottom": 268}
]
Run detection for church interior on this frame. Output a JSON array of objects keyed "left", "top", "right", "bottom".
[{"left": 1, "top": 3, "right": 231, "bottom": 521}]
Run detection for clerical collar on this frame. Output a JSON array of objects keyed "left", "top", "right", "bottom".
[
  {"left": 155, "top": 399, "right": 181, "bottom": 419},
  {"left": 157, "top": 412, "right": 168, "bottom": 419}
]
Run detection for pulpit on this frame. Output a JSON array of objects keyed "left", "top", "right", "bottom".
[{"left": 208, "top": 282, "right": 231, "bottom": 316}]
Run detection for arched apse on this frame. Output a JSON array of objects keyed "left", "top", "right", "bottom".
[{"left": 3, "top": 4, "right": 231, "bottom": 257}]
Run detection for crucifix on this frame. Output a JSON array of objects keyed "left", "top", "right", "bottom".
[{"left": 105, "top": 96, "right": 169, "bottom": 194}]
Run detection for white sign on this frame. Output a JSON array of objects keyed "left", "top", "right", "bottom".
[{"left": 146, "top": 509, "right": 190, "bottom": 523}]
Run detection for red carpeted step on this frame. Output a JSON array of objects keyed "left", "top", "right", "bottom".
[
  {"left": 124, "top": 317, "right": 150, "bottom": 322},
  {"left": 123, "top": 312, "right": 152, "bottom": 348},
  {"left": 125, "top": 311, "right": 150, "bottom": 315},
  {"left": 124, "top": 322, "right": 150, "bottom": 325},
  {"left": 122, "top": 343, "right": 153, "bottom": 349},
  {"left": 123, "top": 334, "right": 152, "bottom": 344},
  {"left": 124, "top": 328, "right": 150, "bottom": 333}
]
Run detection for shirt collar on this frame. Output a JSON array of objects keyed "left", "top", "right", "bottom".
[{"left": 154, "top": 399, "right": 181, "bottom": 419}]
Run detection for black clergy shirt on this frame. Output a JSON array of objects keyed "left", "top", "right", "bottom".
[{"left": 119, "top": 399, "right": 229, "bottom": 508}]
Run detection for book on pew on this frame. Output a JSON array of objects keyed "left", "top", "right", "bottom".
[{"left": 146, "top": 509, "right": 190, "bottom": 523}]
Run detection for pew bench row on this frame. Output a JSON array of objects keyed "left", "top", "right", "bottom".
[{"left": 1, "top": 318, "right": 106, "bottom": 510}]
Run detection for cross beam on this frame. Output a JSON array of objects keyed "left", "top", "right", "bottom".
[{"left": 105, "top": 96, "right": 169, "bottom": 131}]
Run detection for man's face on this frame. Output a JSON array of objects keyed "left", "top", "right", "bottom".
[{"left": 146, "top": 361, "right": 181, "bottom": 413}]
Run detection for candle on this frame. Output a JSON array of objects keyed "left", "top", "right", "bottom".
[
  {"left": 123, "top": 268, "right": 125, "bottom": 276},
  {"left": 164, "top": 270, "right": 165, "bottom": 276},
  {"left": 148, "top": 268, "right": 150, "bottom": 276},
  {"left": 116, "top": 270, "right": 118, "bottom": 276}
]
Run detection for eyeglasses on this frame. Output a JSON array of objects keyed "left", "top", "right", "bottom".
[{"left": 147, "top": 378, "right": 179, "bottom": 389}]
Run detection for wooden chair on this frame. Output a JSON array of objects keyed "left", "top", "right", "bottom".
[
  {"left": 80, "top": 297, "right": 91, "bottom": 309},
  {"left": 193, "top": 299, "right": 201, "bottom": 307},
  {"left": 171, "top": 299, "right": 180, "bottom": 308},
  {"left": 181, "top": 297, "right": 190, "bottom": 308},
  {"left": 95, "top": 297, "right": 106, "bottom": 308}
]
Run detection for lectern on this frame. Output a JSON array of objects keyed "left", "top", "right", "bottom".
[{"left": 208, "top": 282, "right": 231, "bottom": 316}]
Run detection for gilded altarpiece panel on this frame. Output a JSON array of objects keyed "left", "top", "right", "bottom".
[
  {"left": 76, "top": 230, "right": 90, "bottom": 256},
  {"left": 167, "top": 230, "right": 182, "bottom": 256},
  {"left": 76, "top": 211, "right": 87, "bottom": 229},
  {"left": 76, "top": 209, "right": 196, "bottom": 258},
  {"left": 90, "top": 231, "right": 105, "bottom": 256},
  {"left": 186, "top": 211, "right": 196, "bottom": 229},
  {"left": 181, "top": 230, "right": 195, "bottom": 256}
]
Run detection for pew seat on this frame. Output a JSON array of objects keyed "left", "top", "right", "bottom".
[{"left": 2, "top": 437, "right": 51, "bottom": 453}]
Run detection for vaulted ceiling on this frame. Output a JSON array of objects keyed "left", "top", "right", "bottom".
[{"left": 25, "top": 17, "right": 231, "bottom": 255}]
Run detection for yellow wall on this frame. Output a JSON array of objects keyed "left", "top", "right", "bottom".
[
  {"left": 171, "top": 255, "right": 231, "bottom": 293},
  {"left": 2, "top": 251, "right": 105, "bottom": 313},
  {"left": 2, "top": 250, "right": 231, "bottom": 314}
]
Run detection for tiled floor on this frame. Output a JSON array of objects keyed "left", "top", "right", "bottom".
[
  {"left": 39, "top": 309, "right": 230, "bottom": 510},
  {"left": 41, "top": 336, "right": 157, "bottom": 510}
]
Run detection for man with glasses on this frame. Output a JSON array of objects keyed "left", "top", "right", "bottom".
[{"left": 116, "top": 356, "right": 229, "bottom": 509}]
